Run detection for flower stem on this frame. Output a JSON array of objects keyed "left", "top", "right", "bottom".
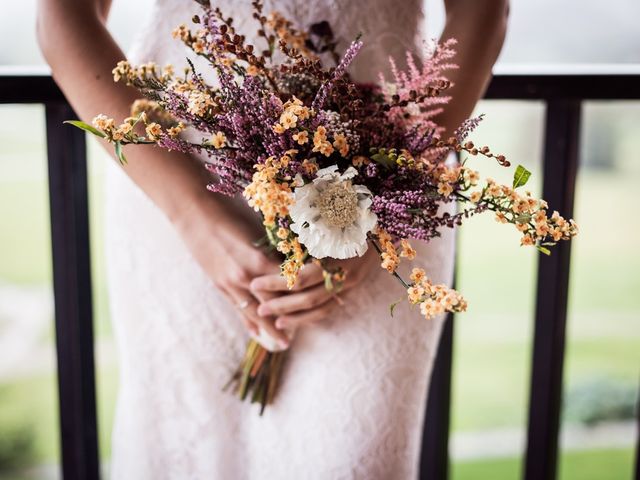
[{"left": 370, "top": 239, "right": 410, "bottom": 289}]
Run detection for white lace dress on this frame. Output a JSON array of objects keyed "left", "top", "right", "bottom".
[{"left": 105, "top": 1, "right": 456, "bottom": 478}]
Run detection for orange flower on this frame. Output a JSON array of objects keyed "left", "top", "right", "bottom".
[
  {"left": 520, "top": 234, "right": 534, "bottom": 246},
  {"left": 211, "top": 131, "right": 226, "bottom": 149},
  {"left": 400, "top": 239, "right": 417, "bottom": 259},
  {"left": 437, "top": 182, "right": 453, "bottom": 197},
  {"left": 495, "top": 212, "right": 508, "bottom": 224},
  {"left": 292, "top": 130, "right": 309, "bottom": 145},
  {"left": 410, "top": 267, "right": 426, "bottom": 284},
  {"left": 145, "top": 122, "right": 162, "bottom": 140},
  {"left": 407, "top": 285, "right": 425, "bottom": 304}
]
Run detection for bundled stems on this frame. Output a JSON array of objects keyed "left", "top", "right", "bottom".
[{"left": 225, "top": 339, "right": 287, "bottom": 415}]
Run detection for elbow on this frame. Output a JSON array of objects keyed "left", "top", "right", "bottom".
[
  {"left": 484, "top": 0, "right": 510, "bottom": 37},
  {"left": 447, "top": 0, "right": 509, "bottom": 56},
  {"left": 491, "top": 1, "right": 509, "bottom": 54},
  {"left": 446, "top": 0, "right": 510, "bottom": 33},
  {"left": 36, "top": 4, "right": 57, "bottom": 63},
  {"left": 496, "top": 1, "right": 510, "bottom": 39},
  {"left": 36, "top": 1, "right": 103, "bottom": 64}
]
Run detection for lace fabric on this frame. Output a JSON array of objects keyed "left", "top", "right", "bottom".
[{"left": 106, "top": 1, "right": 455, "bottom": 478}]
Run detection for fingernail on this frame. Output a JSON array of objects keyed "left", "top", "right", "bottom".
[
  {"left": 278, "top": 339, "right": 289, "bottom": 349},
  {"left": 275, "top": 318, "right": 286, "bottom": 329},
  {"left": 258, "top": 305, "right": 271, "bottom": 316}
]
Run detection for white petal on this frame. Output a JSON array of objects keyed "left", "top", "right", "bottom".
[
  {"left": 288, "top": 169, "right": 378, "bottom": 260},
  {"left": 316, "top": 164, "right": 339, "bottom": 178},
  {"left": 340, "top": 166, "right": 358, "bottom": 180}
]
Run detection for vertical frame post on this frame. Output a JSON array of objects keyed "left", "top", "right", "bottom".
[
  {"left": 421, "top": 312, "right": 455, "bottom": 480},
  {"left": 45, "top": 103, "right": 100, "bottom": 480},
  {"left": 634, "top": 380, "right": 639, "bottom": 480},
  {"left": 524, "top": 99, "right": 581, "bottom": 480}
]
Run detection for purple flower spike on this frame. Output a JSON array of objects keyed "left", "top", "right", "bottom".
[{"left": 312, "top": 40, "right": 363, "bottom": 110}]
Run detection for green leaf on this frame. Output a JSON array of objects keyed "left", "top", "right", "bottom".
[
  {"left": 389, "top": 297, "right": 404, "bottom": 317},
  {"left": 515, "top": 213, "right": 532, "bottom": 223},
  {"left": 63, "top": 120, "right": 106, "bottom": 138},
  {"left": 512, "top": 164, "right": 532, "bottom": 189},
  {"left": 252, "top": 234, "right": 270, "bottom": 248},
  {"left": 324, "top": 274, "right": 334, "bottom": 292},
  {"left": 114, "top": 141, "right": 127, "bottom": 165},
  {"left": 536, "top": 245, "right": 551, "bottom": 256},
  {"left": 371, "top": 152, "right": 395, "bottom": 168}
]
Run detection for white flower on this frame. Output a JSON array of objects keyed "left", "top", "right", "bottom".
[{"left": 289, "top": 165, "right": 377, "bottom": 259}]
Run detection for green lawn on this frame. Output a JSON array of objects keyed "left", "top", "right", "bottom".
[
  {"left": 1, "top": 103, "right": 638, "bottom": 476},
  {"left": 453, "top": 448, "right": 636, "bottom": 480},
  {"left": 0, "top": 368, "right": 118, "bottom": 463}
]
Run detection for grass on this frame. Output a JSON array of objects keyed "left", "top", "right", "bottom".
[
  {"left": 452, "top": 448, "right": 636, "bottom": 480},
  {"left": 0, "top": 367, "right": 118, "bottom": 466},
  {"left": 1, "top": 102, "right": 639, "bottom": 477}
]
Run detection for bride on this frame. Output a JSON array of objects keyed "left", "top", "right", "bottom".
[{"left": 37, "top": 0, "right": 508, "bottom": 478}]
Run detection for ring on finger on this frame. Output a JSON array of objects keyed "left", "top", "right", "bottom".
[{"left": 238, "top": 299, "right": 251, "bottom": 310}]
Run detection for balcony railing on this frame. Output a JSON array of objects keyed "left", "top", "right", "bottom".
[{"left": 0, "top": 68, "right": 639, "bottom": 480}]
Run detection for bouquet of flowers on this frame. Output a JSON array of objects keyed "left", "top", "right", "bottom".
[{"left": 68, "top": 0, "right": 578, "bottom": 414}]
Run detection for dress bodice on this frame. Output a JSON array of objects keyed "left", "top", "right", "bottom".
[
  {"left": 128, "top": 0, "right": 428, "bottom": 83},
  {"left": 125, "top": 0, "right": 431, "bottom": 233}
]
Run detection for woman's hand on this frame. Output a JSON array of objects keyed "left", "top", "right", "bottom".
[
  {"left": 37, "top": 0, "right": 295, "bottom": 346},
  {"left": 175, "top": 194, "right": 293, "bottom": 348},
  {"left": 249, "top": 247, "right": 381, "bottom": 331}
]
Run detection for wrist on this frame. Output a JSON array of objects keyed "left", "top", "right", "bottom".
[{"left": 172, "top": 187, "right": 223, "bottom": 242}]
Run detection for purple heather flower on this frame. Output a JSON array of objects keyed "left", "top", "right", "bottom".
[{"left": 312, "top": 40, "right": 363, "bottom": 111}]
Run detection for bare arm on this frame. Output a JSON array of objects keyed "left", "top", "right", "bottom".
[
  {"left": 37, "top": 0, "right": 290, "bottom": 346},
  {"left": 436, "top": 0, "right": 509, "bottom": 135},
  {"left": 36, "top": 0, "right": 211, "bottom": 226}
]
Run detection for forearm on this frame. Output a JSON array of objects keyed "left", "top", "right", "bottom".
[
  {"left": 436, "top": 0, "right": 509, "bottom": 135},
  {"left": 36, "top": 0, "right": 216, "bottom": 229}
]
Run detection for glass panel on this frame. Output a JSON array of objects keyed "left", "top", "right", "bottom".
[
  {"left": 0, "top": 104, "right": 60, "bottom": 478},
  {"left": 450, "top": 100, "right": 545, "bottom": 480},
  {"left": 558, "top": 101, "right": 640, "bottom": 480},
  {"left": 88, "top": 139, "right": 119, "bottom": 476},
  {"left": 426, "top": 0, "right": 640, "bottom": 66},
  {"left": 0, "top": 0, "right": 155, "bottom": 67}
]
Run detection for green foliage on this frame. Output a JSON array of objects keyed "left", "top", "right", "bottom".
[
  {"left": 0, "top": 425, "right": 35, "bottom": 472},
  {"left": 536, "top": 245, "right": 551, "bottom": 255},
  {"left": 63, "top": 120, "right": 106, "bottom": 138},
  {"left": 564, "top": 378, "right": 638, "bottom": 426},
  {"left": 512, "top": 164, "right": 531, "bottom": 189},
  {"left": 0, "top": 387, "right": 36, "bottom": 473},
  {"left": 389, "top": 297, "right": 404, "bottom": 317},
  {"left": 114, "top": 141, "right": 127, "bottom": 165},
  {"left": 369, "top": 147, "right": 397, "bottom": 168},
  {"left": 453, "top": 449, "right": 635, "bottom": 480}
]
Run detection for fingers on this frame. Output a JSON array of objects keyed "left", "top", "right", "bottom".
[
  {"left": 274, "top": 301, "right": 336, "bottom": 330},
  {"left": 256, "top": 284, "right": 333, "bottom": 317},
  {"left": 251, "top": 287, "right": 277, "bottom": 304},
  {"left": 252, "top": 315, "right": 291, "bottom": 349},
  {"left": 246, "top": 250, "right": 282, "bottom": 278},
  {"left": 226, "top": 285, "right": 291, "bottom": 349},
  {"left": 250, "top": 261, "right": 323, "bottom": 293},
  {"left": 223, "top": 285, "right": 260, "bottom": 336}
]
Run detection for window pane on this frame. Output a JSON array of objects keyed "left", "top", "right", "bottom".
[
  {"left": 450, "top": 101, "right": 545, "bottom": 479},
  {"left": 558, "top": 102, "right": 640, "bottom": 480},
  {"left": 426, "top": 0, "right": 640, "bottom": 66},
  {"left": 0, "top": 104, "right": 60, "bottom": 478}
]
